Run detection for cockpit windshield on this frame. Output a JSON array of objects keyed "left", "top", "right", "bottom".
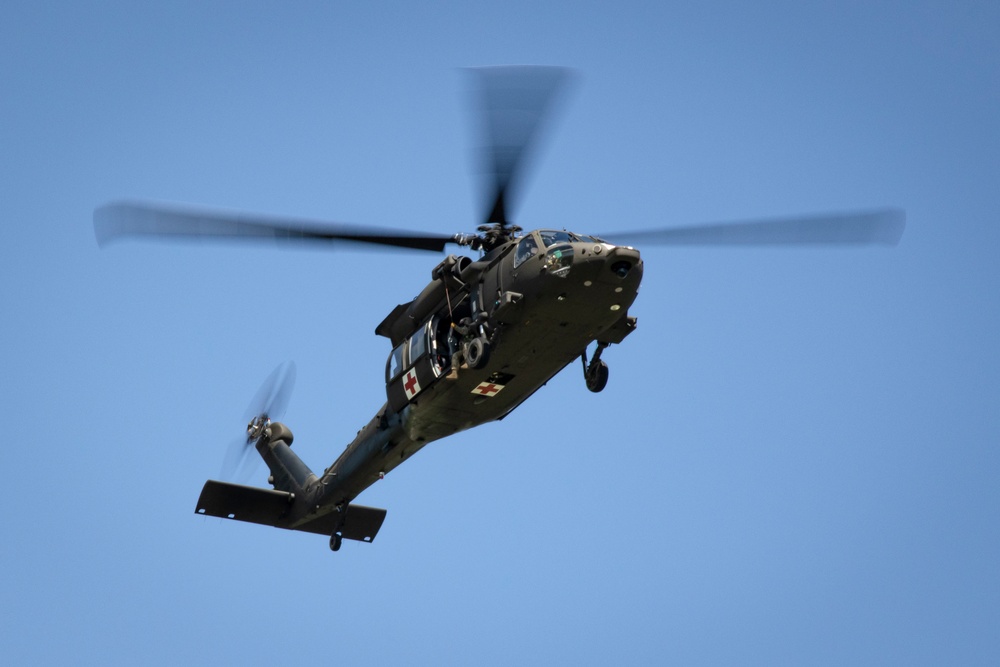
[
  {"left": 538, "top": 229, "right": 604, "bottom": 246},
  {"left": 539, "top": 230, "right": 576, "bottom": 247}
]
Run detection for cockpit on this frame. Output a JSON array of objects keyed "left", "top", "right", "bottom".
[
  {"left": 514, "top": 229, "right": 607, "bottom": 270},
  {"left": 538, "top": 229, "right": 602, "bottom": 246}
]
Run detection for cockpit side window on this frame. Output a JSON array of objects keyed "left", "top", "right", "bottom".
[{"left": 513, "top": 235, "right": 539, "bottom": 268}]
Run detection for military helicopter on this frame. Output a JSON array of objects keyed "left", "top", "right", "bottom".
[{"left": 94, "top": 66, "right": 905, "bottom": 552}]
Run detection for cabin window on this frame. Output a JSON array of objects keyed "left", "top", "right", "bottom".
[
  {"left": 409, "top": 326, "right": 428, "bottom": 362},
  {"left": 514, "top": 235, "right": 539, "bottom": 268},
  {"left": 386, "top": 343, "right": 404, "bottom": 381}
]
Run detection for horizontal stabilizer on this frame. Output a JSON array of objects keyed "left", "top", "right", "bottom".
[
  {"left": 295, "top": 505, "right": 387, "bottom": 543},
  {"left": 195, "top": 480, "right": 387, "bottom": 544}
]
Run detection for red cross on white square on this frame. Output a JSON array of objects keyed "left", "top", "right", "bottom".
[
  {"left": 471, "top": 382, "right": 504, "bottom": 397},
  {"left": 403, "top": 369, "right": 421, "bottom": 400}
]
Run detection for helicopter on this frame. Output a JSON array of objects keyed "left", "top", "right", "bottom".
[{"left": 94, "top": 66, "right": 905, "bottom": 552}]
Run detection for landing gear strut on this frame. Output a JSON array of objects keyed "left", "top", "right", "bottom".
[{"left": 582, "top": 342, "right": 610, "bottom": 393}]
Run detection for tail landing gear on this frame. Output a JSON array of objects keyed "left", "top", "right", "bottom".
[
  {"left": 330, "top": 503, "right": 345, "bottom": 552},
  {"left": 582, "top": 342, "right": 610, "bottom": 393}
]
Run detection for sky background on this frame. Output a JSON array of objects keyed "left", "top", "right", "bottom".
[{"left": 3, "top": 1, "right": 999, "bottom": 664}]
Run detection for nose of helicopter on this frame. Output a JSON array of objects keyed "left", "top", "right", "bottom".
[
  {"left": 521, "top": 238, "right": 643, "bottom": 311},
  {"left": 573, "top": 242, "right": 642, "bottom": 283},
  {"left": 567, "top": 243, "right": 642, "bottom": 329},
  {"left": 602, "top": 243, "right": 641, "bottom": 279},
  {"left": 548, "top": 241, "right": 643, "bottom": 310}
]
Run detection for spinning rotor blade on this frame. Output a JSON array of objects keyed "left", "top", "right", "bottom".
[
  {"left": 221, "top": 361, "right": 297, "bottom": 482},
  {"left": 242, "top": 361, "right": 296, "bottom": 425},
  {"left": 94, "top": 201, "right": 457, "bottom": 252},
  {"left": 471, "top": 65, "right": 573, "bottom": 226},
  {"left": 607, "top": 208, "right": 905, "bottom": 247}
]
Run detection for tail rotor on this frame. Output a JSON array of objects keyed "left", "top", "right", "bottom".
[{"left": 221, "top": 361, "right": 297, "bottom": 482}]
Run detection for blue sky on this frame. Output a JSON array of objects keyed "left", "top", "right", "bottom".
[{"left": 3, "top": 1, "right": 998, "bottom": 664}]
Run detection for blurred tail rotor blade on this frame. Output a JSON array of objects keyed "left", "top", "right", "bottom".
[
  {"left": 243, "top": 361, "right": 296, "bottom": 425},
  {"left": 94, "top": 201, "right": 456, "bottom": 252},
  {"left": 221, "top": 434, "right": 259, "bottom": 483},
  {"left": 470, "top": 65, "right": 574, "bottom": 226},
  {"left": 221, "top": 361, "right": 297, "bottom": 482},
  {"left": 607, "top": 208, "right": 905, "bottom": 247}
]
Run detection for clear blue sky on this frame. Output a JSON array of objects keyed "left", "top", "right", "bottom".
[{"left": 3, "top": 1, "right": 998, "bottom": 664}]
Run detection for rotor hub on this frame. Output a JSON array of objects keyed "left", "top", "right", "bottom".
[
  {"left": 246, "top": 414, "right": 271, "bottom": 444},
  {"left": 471, "top": 223, "right": 522, "bottom": 251}
]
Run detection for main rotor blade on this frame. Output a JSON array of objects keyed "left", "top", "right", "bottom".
[
  {"left": 470, "top": 65, "right": 573, "bottom": 226},
  {"left": 606, "top": 208, "right": 905, "bottom": 247},
  {"left": 94, "top": 201, "right": 457, "bottom": 252}
]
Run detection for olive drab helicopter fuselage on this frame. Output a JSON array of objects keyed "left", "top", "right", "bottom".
[
  {"left": 96, "top": 65, "right": 903, "bottom": 552},
  {"left": 195, "top": 227, "right": 642, "bottom": 551}
]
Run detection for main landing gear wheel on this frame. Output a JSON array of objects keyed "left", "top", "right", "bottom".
[
  {"left": 330, "top": 532, "right": 343, "bottom": 552},
  {"left": 582, "top": 342, "right": 610, "bottom": 393},
  {"left": 465, "top": 337, "right": 490, "bottom": 369},
  {"left": 586, "top": 360, "right": 609, "bottom": 393}
]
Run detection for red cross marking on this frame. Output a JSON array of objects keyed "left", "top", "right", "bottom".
[
  {"left": 403, "top": 370, "right": 419, "bottom": 397},
  {"left": 474, "top": 383, "right": 501, "bottom": 396}
]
